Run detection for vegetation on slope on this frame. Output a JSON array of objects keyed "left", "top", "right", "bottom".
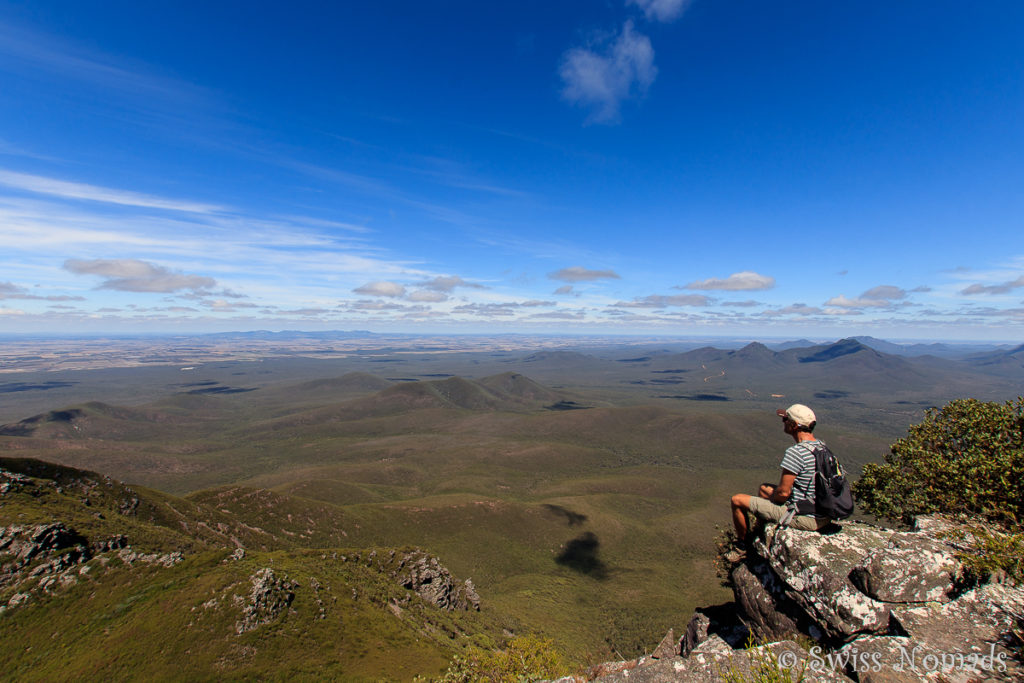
[
  {"left": 853, "top": 397, "right": 1024, "bottom": 582},
  {"left": 0, "top": 459, "right": 506, "bottom": 681},
  {"left": 853, "top": 397, "right": 1024, "bottom": 526}
]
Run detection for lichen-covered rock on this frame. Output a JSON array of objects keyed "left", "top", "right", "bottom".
[
  {"left": 235, "top": 567, "right": 298, "bottom": 634},
  {"left": 849, "top": 533, "right": 963, "bottom": 603},
  {"left": 462, "top": 578, "right": 481, "bottom": 611},
  {"left": 650, "top": 628, "right": 677, "bottom": 659},
  {"left": 731, "top": 560, "right": 801, "bottom": 641},
  {"left": 889, "top": 582, "right": 1024, "bottom": 681},
  {"left": 584, "top": 640, "right": 853, "bottom": 682},
  {"left": 681, "top": 612, "right": 710, "bottom": 657},
  {"left": 577, "top": 516, "right": 1021, "bottom": 683},
  {"left": 836, "top": 635, "right": 959, "bottom": 683},
  {"left": 756, "top": 524, "right": 891, "bottom": 640}
]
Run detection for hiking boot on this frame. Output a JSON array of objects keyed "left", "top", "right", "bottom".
[
  {"left": 724, "top": 548, "right": 745, "bottom": 563},
  {"left": 724, "top": 540, "right": 747, "bottom": 564}
]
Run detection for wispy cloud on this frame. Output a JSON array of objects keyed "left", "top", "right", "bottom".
[
  {"left": 0, "top": 170, "right": 224, "bottom": 213},
  {"left": 684, "top": 271, "right": 775, "bottom": 291},
  {"left": 628, "top": 0, "right": 691, "bottom": 23},
  {"left": 761, "top": 304, "right": 823, "bottom": 317},
  {"left": 64, "top": 258, "right": 217, "bottom": 293},
  {"left": 960, "top": 275, "right": 1024, "bottom": 295},
  {"left": 0, "top": 21, "right": 204, "bottom": 102},
  {"left": 612, "top": 294, "right": 711, "bottom": 308},
  {"left": 560, "top": 21, "right": 656, "bottom": 124},
  {"left": 0, "top": 282, "right": 84, "bottom": 302},
  {"left": 549, "top": 266, "right": 621, "bottom": 282},
  {"left": 453, "top": 300, "right": 556, "bottom": 318},
  {"left": 407, "top": 290, "right": 449, "bottom": 303}
]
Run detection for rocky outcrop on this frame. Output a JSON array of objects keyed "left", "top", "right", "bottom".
[
  {"left": 562, "top": 516, "right": 1023, "bottom": 682},
  {"left": 235, "top": 567, "right": 298, "bottom": 634},
  {"left": 390, "top": 551, "right": 481, "bottom": 611},
  {"left": 338, "top": 548, "right": 481, "bottom": 611},
  {"left": 0, "top": 521, "right": 181, "bottom": 613}
]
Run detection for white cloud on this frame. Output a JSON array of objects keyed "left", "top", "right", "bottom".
[
  {"left": 825, "top": 284, "right": 916, "bottom": 309},
  {"left": 407, "top": 290, "right": 448, "bottom": 303},
  {"left": 827, "top": 284, "right": 917, "bottom": 309},
  {"left": 419, "top": 275, "right": 484, "bottom": 292},
  {"left": 64, "top": 258, "right": 216, "bottom": 293},
  {"left": 628, "top": 0, "right": 690, "bottom": 22},
  {"left": 553, "top": 285, "right": 574, "bottom": 295},
  {"left": 0, "top": 170, "right": 223, "bottom": 214},
  {"left": 612, "top": 294, "right": 711, "bottom": 308},
  {"left": 824, "top": 295, "right": 889, "bottom": 309},
  {"left": 352, "top": 281, "right": 407, "bottom": 297},
  {"left": 560, "top": 21, "right": 656, "bottom": 124},
  {"left": 684, "top": 271, "right": 775, "bottom": 291},
  {"left": 549, "top": 266, "right": 621, "bottom": 282}
]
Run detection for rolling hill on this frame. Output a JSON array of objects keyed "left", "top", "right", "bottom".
[{"left": 3, "top": 339, "right": 1021, "bottom": 675}]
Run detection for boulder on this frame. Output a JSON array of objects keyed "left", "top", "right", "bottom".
[
  {"left": 849, "top": 532, "right": 963, "bottom": 603},
  {"left": 836, "top": 635, "right": 963, "bottom": 683},
  {"left": 650, "top": 629, "right": 678, "bottom": 659},
  {"left": 889, "top": 581, "right": 1024, "bottom": 681},
  {"left": 681, "top": 612, "right": 710, "bottom": 657},
  {"left": 755, "top": 524, "right": 891, "bottom": 640}
]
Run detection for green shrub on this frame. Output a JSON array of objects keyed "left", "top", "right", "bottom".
[
  {"left": 720, "top": 636, "right": 807, "bottom": 683},
  {"left": 853, "top": 397, "right": 1024, "bottom": 526},
  {"left": 433, "top": 635, "right": 567, "bottom": 683},
  {"left": 943, "top": 523, "right": 1024, "bottom": 583}
]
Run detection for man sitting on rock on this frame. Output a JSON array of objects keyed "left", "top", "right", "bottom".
[{"left": 729, "top": 404, "right": 832, "bottom": 557}]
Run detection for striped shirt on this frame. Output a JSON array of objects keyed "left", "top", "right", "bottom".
[{"left": 781, "top": 440, "right": 822, "bottom": 512}]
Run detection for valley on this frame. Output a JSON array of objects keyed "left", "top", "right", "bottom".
[{"left": 1, "top": 334, "right": 1022, "bottom": 678}]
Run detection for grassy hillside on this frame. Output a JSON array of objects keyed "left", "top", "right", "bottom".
[
  {"left": 4, "top": 343, "right": 1014, "bottom": 673},
  {"left": 0, "top": 459, "right": 502, "bottom": 681}
]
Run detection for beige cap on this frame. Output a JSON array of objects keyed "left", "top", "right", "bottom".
[{"left": 776, "top": 404, "right": 816, "bottom": 427}]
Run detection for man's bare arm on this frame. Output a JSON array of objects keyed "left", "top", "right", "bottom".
[{"left": 770, "top": 471, "right": 798, "bottom": 504}]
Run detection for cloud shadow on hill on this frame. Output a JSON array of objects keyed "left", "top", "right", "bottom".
[
  {"left": 555, "top": 531, "right": 608, "bottom": 579},
  {"left": 541, "top": 503, "right": 588, "bottom": 526}
]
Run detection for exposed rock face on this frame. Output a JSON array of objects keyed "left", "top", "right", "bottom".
[
  {"left": 235, "top": 567, "right": 298, "bottom": 634},
  {"left": 731, "top": 559, "right": 801, "bottom": 641},
  {"left": 389, "top": 550, "right": 481, "bottom": 611},
  {"left": 577, "top": 639, "right": 851, "bottom": 682},
  {"left": 0, "top": 521, "right": 182, "bottom": 613},
  {"left": 753, "top": 524, "right": 891, "bottom": 641},
  {"left": 849, "top": 533, "right": 963, "bottom": 604},
  {"left": 566, "top": 516, "right": 1023, "bottom": 682}
]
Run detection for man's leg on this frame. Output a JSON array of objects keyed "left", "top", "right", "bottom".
[{"left": 731, "top": 493, "right": 752, "bottom": 541}]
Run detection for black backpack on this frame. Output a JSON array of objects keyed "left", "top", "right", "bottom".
[{"left": 795, "top": 443, "right": 855, "bottom": 520}]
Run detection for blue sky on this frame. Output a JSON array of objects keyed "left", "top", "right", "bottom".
[{"left": 1, "top": 1, "right": 1022, "bottom": 340}]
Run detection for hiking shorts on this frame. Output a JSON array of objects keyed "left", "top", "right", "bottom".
[{"left": 748, "top": 497, "right": 831, "bottom": 531}]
